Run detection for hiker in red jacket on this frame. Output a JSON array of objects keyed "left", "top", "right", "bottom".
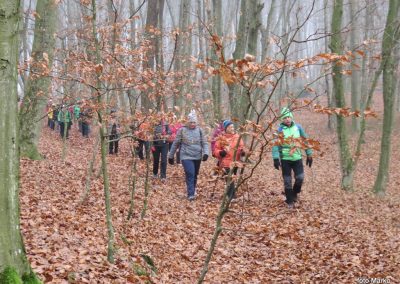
[{"left": 213, "top": 120, "right": 245, "bottom": 200}]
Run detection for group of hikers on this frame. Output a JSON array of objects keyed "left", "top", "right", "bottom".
[
  {"left": 46, "top": 103, "right": 92, "bottom": 139},
  {"left": 46, "top": 103, "right": 313, "bottom": 208}
]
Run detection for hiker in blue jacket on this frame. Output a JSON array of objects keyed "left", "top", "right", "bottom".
[{"left": 168, "top": 110, "right": 209, "bottom": 201}]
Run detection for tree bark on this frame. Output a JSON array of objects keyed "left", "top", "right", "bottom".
[
  {"left": 211, "top": 0, "right": 222, "bottom": 121},
  {"left": 373, "top": 0, "right": 400, "bottom": 195},
  {"left": 0, "top": 0, "right": 35, "bottom": 279},
  {"left": 142, "top": 0, "right": 159, "bottom": 110},
  {"left": 350, "top": 0, "right": 361, "bottom": 132},
  {"left": 90, "top": 0, "right": 115, "bottom": 263},
  {"left": 19, "top": 0, "right": 57, "bottom": 160},
  {"left": 330, "top": 0, "right": 354, "bottom": 191},
  {"left": 228, "top": 0, "right": 248, "bottom": 121}
]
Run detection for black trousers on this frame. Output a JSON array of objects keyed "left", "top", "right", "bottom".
[
  {"left": 109, "top": 134, "right": 119, "bottom": 154},
  {"left": 136, "top": 139, "right": 150, "bottom": 159},
  {"left": 59, "top": 122, "right": 69, "bottom": 138},
  {"left": 153, "top": 143, "right": 168, "bottom": 178},
  {"left": 223, "top": 167, "right": 238, "bottom": 199},
  {"left": 281, "top": 159, "right": 304, "bottom": 204},
  {"left": 81, "top": 122, "right": 90, "bottom": 137}
]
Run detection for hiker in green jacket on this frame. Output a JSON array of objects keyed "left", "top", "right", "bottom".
[
  {"left": 57, "top": 105, "right": 72, "bottom": 139},
  {"left": 272, "top": 107, "right": 313, "bottom": 208}
]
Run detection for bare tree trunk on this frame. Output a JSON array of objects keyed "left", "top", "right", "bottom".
[
  {"left": 330, "top": 0, "right": 355, "bottom": 191},
  {"left": 373, "top": 0, "right": 400, "bottom": 195},
  {"left": 142, "top": 0, "right": 159, "bottom": 110},
  {"left": 350, "top": 0, "right": 361, "bottom": 132},
  {"left": 324, "top": 0, "right": 335, "bottom": 130},
  {"left": 247, "top": 0, "right": 263, "bottom": 121},
  {"left": 80, "top": 135, "right": 100, "bottom": 205},
  {"left": 228, "top": 0, "right": 248, "bottom": 120},
  {"left": 90, "top": 0, "right": 115, "bottom": 264},
  {"left": 0, "top": 0, "right": 38, "bottom": 281},
  {"left": 210, "top": 0, "right": 222, "bottom": 121},
  {"left": 260, "top": 0, "right": 275, "bottom": 61},
  {"left": 19, "top": 0, "right": 57, "bottom": 159},
  {"left": 175, "top": 0, "right": 189, "bottom": 110}
]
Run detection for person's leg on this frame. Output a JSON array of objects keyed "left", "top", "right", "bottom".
[
  {"left": 193, "top": 160, "right": 201, "bottom": 192},
  {"left": 176, "top": 147, "right": 181, "bottom": 164},
  {"left": 66, "top": 123, "right": 70, "bottom": 138},
  {"left": 82, "top": 123, "right": 89, "bottom": 137},
  {"left": 136, "top": 140, "right": 144, "bottom": 159},
  {"left": 153, "top": 146, "right": 161, "bottom": 177},
  {"left": 109, "top": 135, "right": 114, "bottom": 154},
  {"left": 292, "top": 159, "right": 304, "bottom": 201},
  {"left": 181, "top": 160, "right": 195, "bottom": 198},
  {"left": 114, "top": 139, "right": 119, "bottom": 154},
  {"left": 144, "top": 141, "right": 150, "bottom": 159},
  {"left": 226, "top": 167, "right": 238, "bottom": 199},
  {"left": 160, "top": 144, "right": 168, "bottom": 179},
  {"left": 59, "top": 122, "right": 65, "bottom": 138},
  {"left": 281, "top": 160, "right": 295, "bottom": 204}
]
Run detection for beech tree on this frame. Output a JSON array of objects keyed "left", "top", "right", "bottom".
[
  {"left": 373, "top": 0, "right": 400, "bottom": 195},
  {"left": 19, "top": 0, "right": 57, "bottom": 160},
  {"left": 0, "top": 0, "right": 39, "bottom": 282}
]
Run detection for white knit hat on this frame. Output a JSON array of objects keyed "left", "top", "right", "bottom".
[{"left": 187, "top": 109, "right": 197, "bottom": 123}]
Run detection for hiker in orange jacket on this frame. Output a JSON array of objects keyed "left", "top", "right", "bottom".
[{"left": 213, "top": 120, "right": 245, "bottom": 199}]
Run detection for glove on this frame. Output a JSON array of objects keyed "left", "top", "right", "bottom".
[
  {"left": 273, "top": 159, "right": 281, "bottom": 170},
  {"left": 168, "top": 158, "right": 174, "bottom": 165},
  {"left": 202, "top": 154, "right": 209, "bottom": 161},
  {"left": 240, "top": 150, "right": 246, "bottom": 157},
  {"left": 306, "top": 156, "right": 313, "bottom": 168},
  {"left": 219, "top": 150, "right": 227, "bottom": 158}
]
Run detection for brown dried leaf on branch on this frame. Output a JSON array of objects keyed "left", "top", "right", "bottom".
[{"left": 314, "top": 104, "right": 378, "bottom": 118}]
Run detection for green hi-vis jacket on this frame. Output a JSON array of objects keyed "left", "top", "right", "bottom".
[{"left": 272, "top": 121, "right": 312, "bottom": 161}]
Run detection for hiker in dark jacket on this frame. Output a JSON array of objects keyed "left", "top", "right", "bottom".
[
  {"left": 272, "top": 107, "right": 313, "bottom": 209},
  {"left": 168, "top": 110, "right": 209, "bottom": 201},
  {"left": 80, "top": 108, "right": 91, "bottom": 138},
  {"left": 152, "top": 119, "right": 171, "bottom": 181},
  {"left": 108, "top": 117, "right": 120, "bottom": 155}
]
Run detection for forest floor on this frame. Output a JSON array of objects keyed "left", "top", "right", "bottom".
[{"left": 20, "top": 107, "right": 400, "bottom": 283}]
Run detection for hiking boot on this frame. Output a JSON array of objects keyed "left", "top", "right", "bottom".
[
  {"left": 287, "top": 203, "right": 295, "bottom": 209},
  {"left": 188, "top": 195, "right": 196, "bottom": 201}
]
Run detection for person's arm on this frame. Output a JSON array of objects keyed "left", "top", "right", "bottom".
[
  {"left": 200, "top": 129, "right": 209, "bottom": 156},
  {"left": 168, "top": 128, "right": 182, "bottom": 159},
  {"left": 213, "top": 141, "right": 225, "bottom": 158},
  {"left": 298, "top": 124, "right": 313, "bottom": 156}
]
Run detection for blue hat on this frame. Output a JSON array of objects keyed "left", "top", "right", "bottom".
[{"left": 223, "top": 120, "right": 233, "bottom": 130}]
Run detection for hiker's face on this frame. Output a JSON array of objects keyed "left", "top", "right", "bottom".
[
  {"left": 225, "top": 124, "right": 235, "bottom": 134},
  {"left": 188, "top": 121, "right": 196, "bottom": 129},
  {"left": 283, "top": 116, "right": 292, "bottom": 126}
]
